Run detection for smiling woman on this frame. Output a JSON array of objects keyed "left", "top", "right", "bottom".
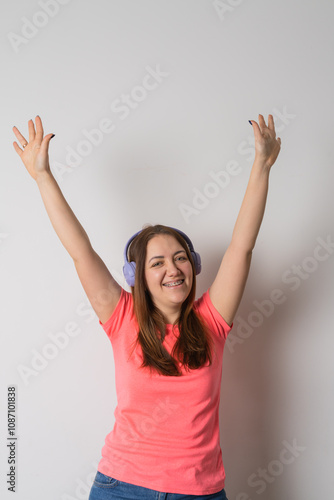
[
  {"left": 124, "top": 225, "right": 214, "bottom": 377},
  {"left": 145, "top": 237, "right": 193, "bottom": 321},
  {"left": 12, "top": 114, "right": 281, "bottom": 499}
]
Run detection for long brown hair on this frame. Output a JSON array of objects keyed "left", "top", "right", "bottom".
[{"left": 127, "top": 224, "right": 215, "bottom": 376}]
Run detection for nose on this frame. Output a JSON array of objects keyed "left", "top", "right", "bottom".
[{"left": 166, "top": 259, "right": 181, "bottom": 276}]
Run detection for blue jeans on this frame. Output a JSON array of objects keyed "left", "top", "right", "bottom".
[{"left": 89, "top": 471, "right": 229, "bottom": 500}]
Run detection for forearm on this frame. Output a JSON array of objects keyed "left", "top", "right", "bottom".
[
  {"left": 35, "top": 171, "right": 92, "bottom": 261},
  {"left": 231, "top": 158, "right": 270, "bottom": 253}
]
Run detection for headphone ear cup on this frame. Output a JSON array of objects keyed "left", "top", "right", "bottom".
[
  {"left": 123, "top": 261, "right": 136, "bottom": 287},
  {"left": 191, "top": 251, "right": 202, "bottom": 275}
]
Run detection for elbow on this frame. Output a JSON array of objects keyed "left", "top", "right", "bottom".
[{"left": 230, "top": 242, "right": 253, "bottom": 257}]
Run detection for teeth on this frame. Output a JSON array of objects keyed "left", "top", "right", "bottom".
[{"left": 163, "top": 279, "right": 184, "bottom": 287}]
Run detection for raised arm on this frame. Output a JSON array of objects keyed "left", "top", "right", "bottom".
[
  {"left": 13, "top": 116, "right": 121, "bottom": 324},
  {"left": 209, "top": 114, "right": 281, "bottom": 327}
]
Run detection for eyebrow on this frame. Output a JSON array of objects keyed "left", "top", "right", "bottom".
[{"left": 148, "top": 250, "right": 186, "bottom": 263}]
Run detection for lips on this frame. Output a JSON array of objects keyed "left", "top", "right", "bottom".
[{"left": 162, "top": 279, "right": 184, "bottom": 288}]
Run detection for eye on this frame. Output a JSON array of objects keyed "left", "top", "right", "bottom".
[
  {"left": 176, "top": 256, "right": 187, "bottom": 261},
  {"left": 152, "top": 261, "right": 162, "bottom": 267}
]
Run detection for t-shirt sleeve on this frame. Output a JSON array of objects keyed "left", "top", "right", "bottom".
[
  {"left": 194, "top": 288, "right": 233, "bottom": 340},
  {"left": 98, "top": 287, "right": 133, "bottom": 341}
]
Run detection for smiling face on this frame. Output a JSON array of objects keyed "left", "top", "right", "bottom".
[{"left": 144, "top": 234, "right": 194, "bottom": 323}]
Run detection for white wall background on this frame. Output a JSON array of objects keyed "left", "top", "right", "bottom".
[{"left": 1, "top": 0, "right": 333, "bottom": 498}]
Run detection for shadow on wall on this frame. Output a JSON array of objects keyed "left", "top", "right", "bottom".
[{"left": 211, "top": 237, "right": 332, "bottom": 498}]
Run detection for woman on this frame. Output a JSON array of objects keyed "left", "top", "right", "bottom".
[{"left": 12, "top": 115, "right": 281, "bottom": 499}]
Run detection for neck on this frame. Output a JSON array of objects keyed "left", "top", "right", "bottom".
[{"left": 158, "top": 303, "right": 181, "bottom": 325}]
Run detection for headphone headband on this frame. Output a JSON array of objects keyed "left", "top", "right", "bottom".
[{"left": 122, "top": 227, "right": 201, "bottom": 287}]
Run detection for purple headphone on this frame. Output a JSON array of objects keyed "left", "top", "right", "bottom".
[{"left": 123, "top": 227, "right": 201, "bottom": 287}]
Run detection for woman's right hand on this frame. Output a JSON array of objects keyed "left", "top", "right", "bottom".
[{"left": 13, "top": 116, "right": 55, "bottom": 181}]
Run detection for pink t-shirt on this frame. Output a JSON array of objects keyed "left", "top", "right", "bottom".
[{"left": 97, "top": 287, "right": 233, "bottom": 495}]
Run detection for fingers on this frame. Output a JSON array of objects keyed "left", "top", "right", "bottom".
[
  {"left": 35, "top": 115, "right": 44, "bottom": 143},
  {"left": 267, "top": 114, "right": 275, "bottom": 134},
  {"left": 12, "top": 126, "right": 28, "bottom": 149},
  {"left": 258, "top": 114, "right": 266, "bottom": 133},
  {"left": 40, "top": 133, "right": 55, "bottom": 156},
  {"left": 13, "top": 116, "right": 47, "bottom": 157},
  {"left": 250, "top": 118, "right": 262, "bottom": 141},
  {"left": 255, "top": 114, "right": 277, "bottom": 137},
  {"left": 13, "top": 141, "right": 24, "bottom": 156},
  {"left": 28, "top": 119, "right": 36, "bottom": 142}
]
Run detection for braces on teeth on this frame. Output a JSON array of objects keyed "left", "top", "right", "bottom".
[{"left": 163, "top": 280, "right": 184, "bottom": 287}]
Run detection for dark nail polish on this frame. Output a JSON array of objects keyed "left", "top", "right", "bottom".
[
  {"left": 51, "top": 134, "right": 55, "bottom": 139},
  {"left": 248, "top": 120, "right": 253, "bottom": 125}
]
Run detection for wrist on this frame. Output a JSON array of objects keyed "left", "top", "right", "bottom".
[
  {"left": 253, "top": 156, "right": 271, "bottom": 174},
  {"left": 35, "top": 168, "right": 54, "bottom": 184}
]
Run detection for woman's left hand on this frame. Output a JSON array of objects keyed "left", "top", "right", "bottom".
[{"left": 250, "top": 114, "right": 281, "bottom": 169}]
